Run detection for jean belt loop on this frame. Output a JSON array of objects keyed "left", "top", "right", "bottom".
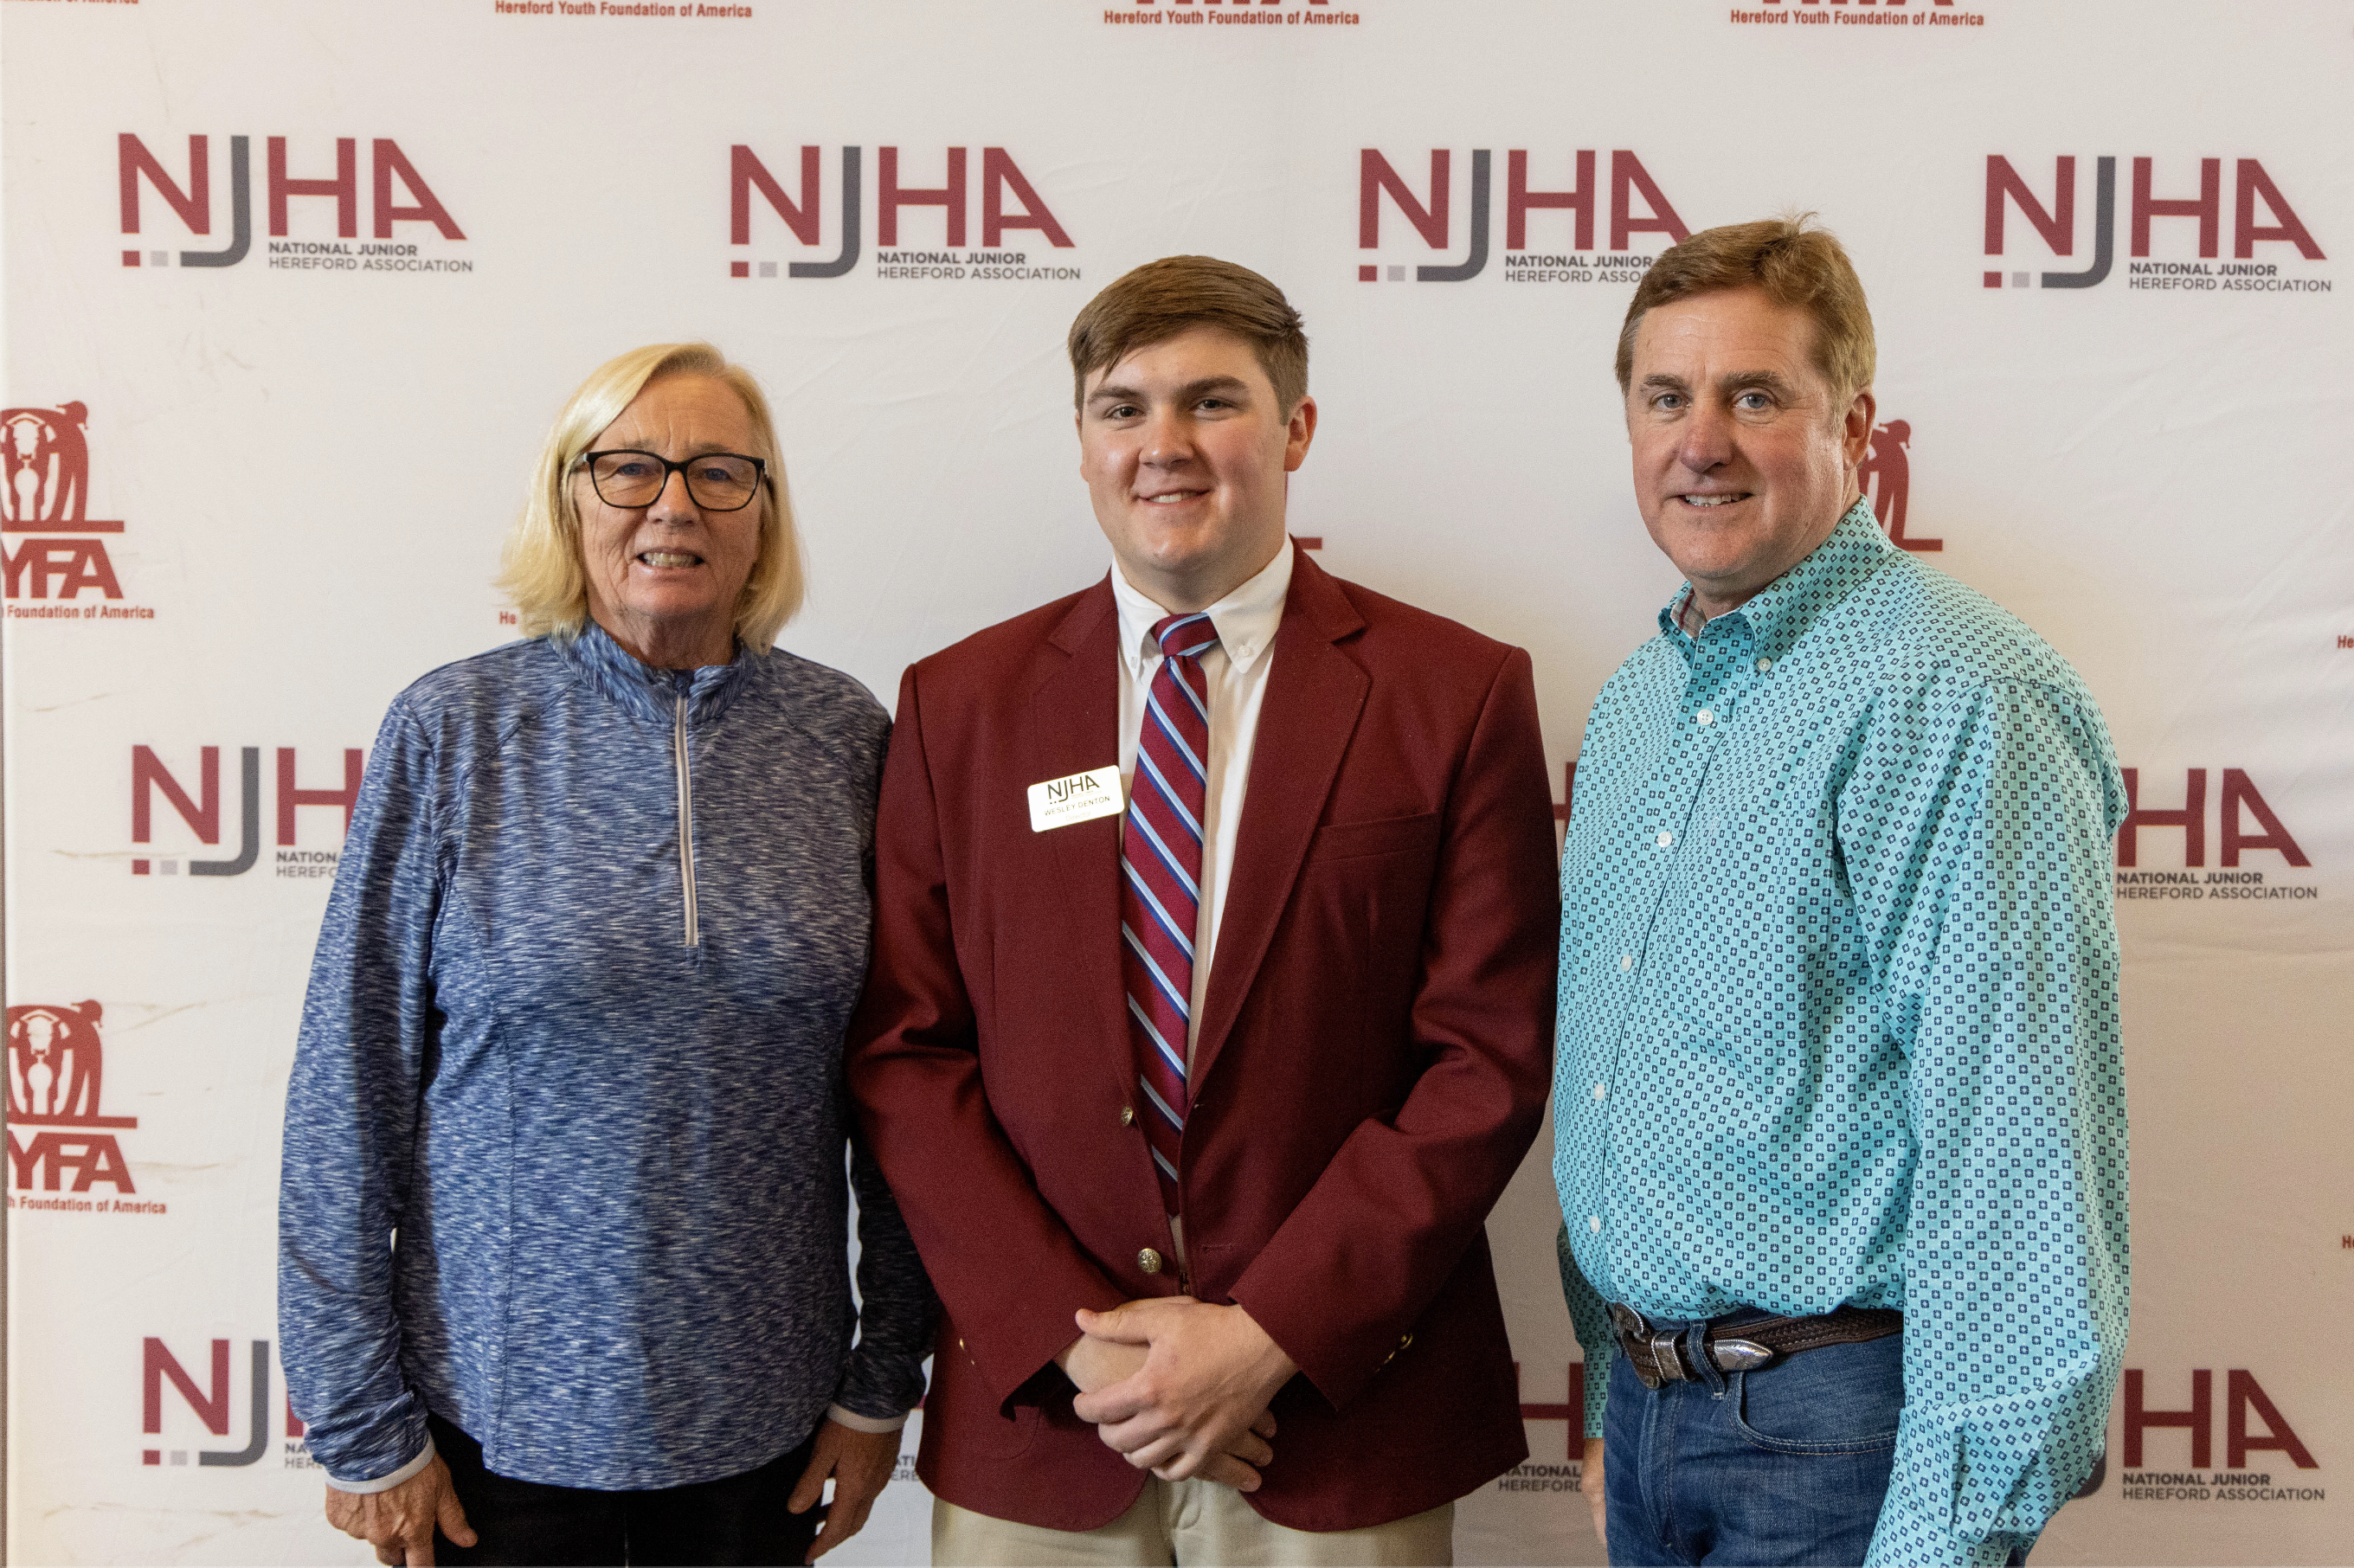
[{"left": 1686, "top": 1319, "right": 1727, "bottom": 1398}]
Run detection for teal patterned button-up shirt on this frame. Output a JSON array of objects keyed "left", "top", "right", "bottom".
[{"left": 1553, "top": 501, "right": 2130, "bottom": 1567}]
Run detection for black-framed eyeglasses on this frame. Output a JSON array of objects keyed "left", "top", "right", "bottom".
[{"left": 580, "top": 449, "right": 767, "bottom": 512}]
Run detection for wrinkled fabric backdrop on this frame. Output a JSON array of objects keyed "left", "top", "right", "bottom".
[{"left": 3, "top": 2, "right": 2347, "bottom": 1563}]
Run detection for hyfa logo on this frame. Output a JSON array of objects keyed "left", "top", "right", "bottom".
[
  {"left": 2122, "top": 1369, "right": 2317, "bottom": 1471},
  {"left": 2116, "top": 768, "right": 2309, "bottom": 869},
  {"left": 119, "top": 133, "right": 464, "bottom": 268},
  {"left": 1858, "top": 419, "right": 1939, "bottom": 552},
  {"left": 7, "top": 1002, "right": 137, "bottom": 1196},
  {"left": 1360, "top": 149, "right": 1688, "bottom": 282},
  {"left": 1982, "top": 155, "right": 2322, "bottom": 289},
  {"left": 131, "top": 744, "right": 364, "bottom": 878},
  {"left": 729, "top": 145, "right": 1075, "bottom": 278},
  {"left": 143, "top": 1338, "right": 306, "bottom": 1468},
  {"left": 3, "top": 402, "right": 134, "bottom": 607}
]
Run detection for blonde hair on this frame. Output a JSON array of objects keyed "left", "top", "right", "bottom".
[{"left": 498, "top": 343, "right": 806, "bottom": 649}]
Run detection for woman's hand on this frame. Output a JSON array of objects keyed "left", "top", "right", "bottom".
[
  {"left": 788, "top": 1418, "right": 903, "bottom": 1562},
  {"left": 324, "top": 1455, "right": 476, "bottom": 1566}
]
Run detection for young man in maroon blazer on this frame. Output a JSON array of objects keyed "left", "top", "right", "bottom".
[{"left": 846, "top": 255, "right": 1559, "bottom": 1565}]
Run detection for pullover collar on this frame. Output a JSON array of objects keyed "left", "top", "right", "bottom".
[{"left": 555, "top": 620, "right": 751, "bottom": 725}]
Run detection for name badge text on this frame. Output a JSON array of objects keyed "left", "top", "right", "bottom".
[{"left": 1028, "top": 766, "right": 1125, "bottom": 833}]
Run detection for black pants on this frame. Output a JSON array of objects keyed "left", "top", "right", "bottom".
[{"left": 428, "top": 1412, "right": 824, "bottom": 1567}]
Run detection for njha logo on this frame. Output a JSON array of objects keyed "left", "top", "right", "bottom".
[
  {"left": 729, "top": 145, "right": 1074, "bottom": 278},
  {"left": 119, "top": 133, "right": 465, "bottom": 268},
  {"left": 7, "top": 1002, "right": 138, "bottom": 1196},
  {"left": 2122, "top": 1369, "right": 2316, "bottom": 1472},
  {"left": 1360, "top": 149, "right": 1688, "bottom": 282},
  {"left": 3, "top": 402, "right": 130, "bottom": 606},
  {"left": 143, "top": 1337, "right": 307, "bottom": 1468},
  {"left": 2116, "top": 768, "right": 2308, "bottom": 869},
  {"left": 131, "top": 744, "right": 364, "bottom": 878},
  {"left": 1982, "top": 154, "right": 2321, "bottom": 289}
]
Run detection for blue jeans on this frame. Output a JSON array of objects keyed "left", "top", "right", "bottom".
[{"left": 1604, "top": 1312, "right": 1928, "bottom": 1567}]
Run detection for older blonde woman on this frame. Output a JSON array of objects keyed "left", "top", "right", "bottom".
[{"left": 279, "top": 344, "right": 933, "bottom": 1566}]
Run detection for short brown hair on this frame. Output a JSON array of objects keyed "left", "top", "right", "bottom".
[
  {"left": 1068, "top": 255, "right": 1309, "bottom": 413},
  {"left": 1615, "top": 216, "right": 1875, "bottom": 407}
]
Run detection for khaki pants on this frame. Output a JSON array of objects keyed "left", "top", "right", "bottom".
[{"left": 933, "top": 1488, "right": 1453, "bottom": 1567}]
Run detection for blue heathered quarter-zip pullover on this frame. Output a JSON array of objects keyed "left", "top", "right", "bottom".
[{"left": 280, "top": 623, "right": 936, "bottom": 1492}]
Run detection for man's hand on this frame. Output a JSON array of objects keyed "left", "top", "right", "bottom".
[
  {"left": 1058, "top": 1312, "right": 1277, "bottom": 1490},
  {"left": 1581, "top": 1436, "right": 1606, "bottom": 1549},
  {"left": 1057, "top": 1327, "right": 1149, "bottom": 1394},
  {"left": 324, "top": 1455, "right": 476, "bottom": 1567},
  {"left": 788, "top": 1418, "right": 901, "bottom": 1563},
  {"left": 1068, "top": 1298, "right": 1294, "bottom": 1491}
]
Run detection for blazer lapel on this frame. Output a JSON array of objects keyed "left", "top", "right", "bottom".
[
  {"left": 1026, "top": 580, "right": 1131, "bottom": 1085},
  {"left": 1190, "top": 548, "right": 1368, "bottom": 1093}
]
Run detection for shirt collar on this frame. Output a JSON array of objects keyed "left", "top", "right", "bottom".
[
  {"left": 1656, "top": 498, "right": 1897, "bottom": 665},
  {"left": 555, "top": 618, "right": 752, "bottom": 725},
  {"left": 1112, "top": 541, "right": 1296, "bottom": 679}
]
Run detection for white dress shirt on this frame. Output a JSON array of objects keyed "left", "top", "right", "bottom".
[{"left": 1109, "top": 542, "right": 1294, "bottom": 1071}]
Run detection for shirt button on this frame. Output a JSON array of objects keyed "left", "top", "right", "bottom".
[
  {"left": 1656, "top": 831, "right": 1675, "bottom": 849},
  {"left": 1589, "top": 1216, "right": 1602, "bottom": 1234},
  {"left": 1695, "top": 709, "right": 1714, "bottom": 726},
  {"left": 1592, "top": 1083, "right": 1607, "bottom": 1102},
  {"left": 1138, "top": 1248, "right": 1163, "bottom": 1275},
  {"left": 1619, "top": 954, "right": 1633, "bottom": 971},
  {"left": 1755, "top": 657, "right": 1772, "bottom": 673},
  {"left": 1119, "top": 1105, "right": 1135, "bottom": 1127}
]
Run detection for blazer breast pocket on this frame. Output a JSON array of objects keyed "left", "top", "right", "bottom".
[
  {"left": 1305, "top": 811, "right": 1443, "bottom": 864},
  {"left": 1298, "top": 813, "right": 1444, "bottom": 985}
]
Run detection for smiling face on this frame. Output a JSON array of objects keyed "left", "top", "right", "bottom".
[
  {"left": 1077, "top": 326, "right": 1316, "bottom": 614},
  {"left": 572, "top": 373, "right": 766, "bottom": 669},
  {"left": 1625, "top": 286, "right": 1874, "bottom": 620}
]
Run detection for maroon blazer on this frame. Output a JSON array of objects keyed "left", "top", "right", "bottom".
[{"left": 846, "top": 545, "right": 1559, "bottom": 1533}]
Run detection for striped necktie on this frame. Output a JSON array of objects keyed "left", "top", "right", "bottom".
[{"left": 1122, "top": 611, "right": 1219, "bottom": 1217}]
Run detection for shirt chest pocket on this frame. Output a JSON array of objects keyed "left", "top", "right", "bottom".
[{"left": 1694, "top": 712, "right": 1845, "bottom": 871}]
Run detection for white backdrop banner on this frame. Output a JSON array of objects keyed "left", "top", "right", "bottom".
[{"left": 4, "top": 1, "right": 2349, "bottom": 1564}]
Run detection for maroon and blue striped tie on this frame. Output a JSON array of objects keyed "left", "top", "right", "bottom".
[{"left": 1122, "top": 612, "right": 1219, "bottom": 1217}]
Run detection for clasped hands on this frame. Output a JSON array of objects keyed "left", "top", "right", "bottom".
[{"left": 1058, "top": 1296, "right": 1297, "bottom": 1493}]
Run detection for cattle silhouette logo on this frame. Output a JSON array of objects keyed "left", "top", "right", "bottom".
[
  {"left": 1859, "top": 418, "right": 1939, "bottom": 552},
  {"left": 9, "top": 1001, "right": 122, "bottom": 1124},
  {"left": 7, "top": 1001, "right": 140, "bottom": 1197},
  {"left": 3, "top": 402, "right": 134, "bottom": 607},
  {"left": 3, "top": 403, "right": 95, "bottom": 527}
]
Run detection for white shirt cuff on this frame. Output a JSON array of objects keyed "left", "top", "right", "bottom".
[
  {"left": 825, "top": 1403, "right": 909, "bottom": 1434},
  {"left": 325, "top": 1431, "right": 436, "bottom": 1494}
]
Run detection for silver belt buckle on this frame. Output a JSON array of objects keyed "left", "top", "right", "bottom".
[
  {"left": 1610, "top": 1304, "right": 1663, "bottom": 1390},
  {"left": 1611, "top": 1304, "right": 1692, "bottom": 1390}
]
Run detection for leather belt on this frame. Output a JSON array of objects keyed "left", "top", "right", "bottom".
[{"left": 1610, "top": 1302, "right": 1902, "bottom": 1391}]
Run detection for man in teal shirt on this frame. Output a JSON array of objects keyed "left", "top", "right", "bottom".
[{"left": 1553, "top": 217, "right": 2128, "bottom": 1566}]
